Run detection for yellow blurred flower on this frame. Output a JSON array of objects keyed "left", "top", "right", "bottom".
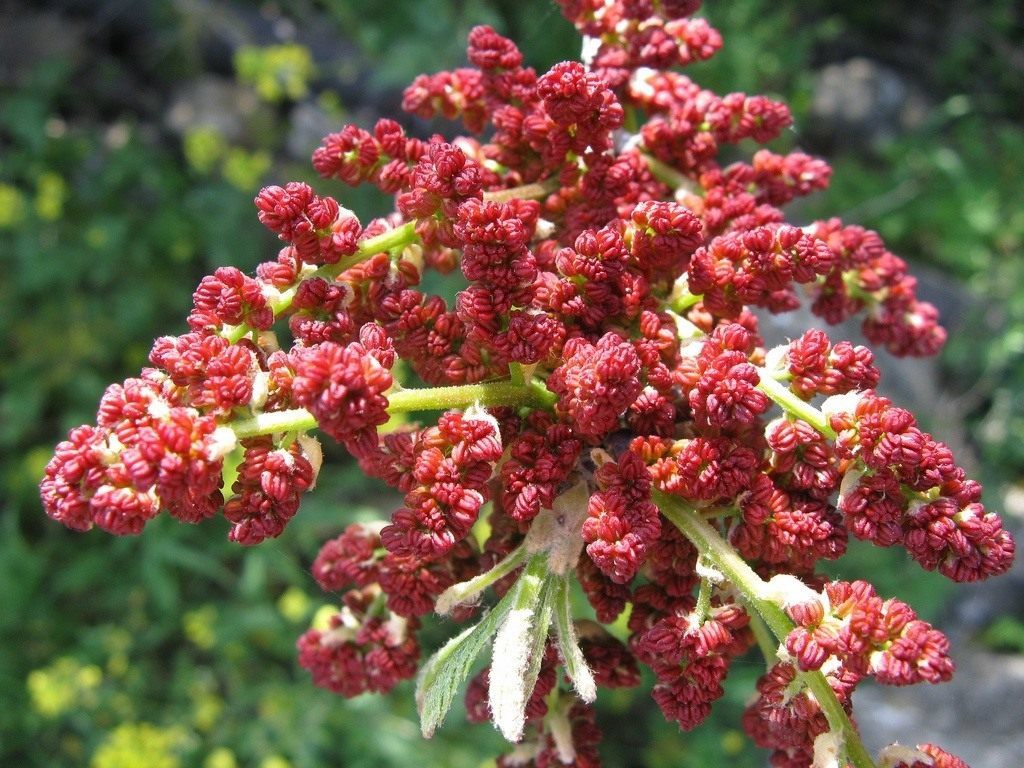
[
  {"left": 204, "top": 747, "right": 238, "bottom": 768},
  {"left": 184, "top": 127, "right": 228, "bottom": 174},
  {"left": 721, "top": 728, "right": 747, "bottom": 756},
  {"left": 0, "top": 183, "right": 26, "bottom": 229},
  {"left": 222, "top": 148, "right": 270, "bottom": 191},
  {"left": 27, "top": 656, "right": 103, "bottom": 718},
  {"left": 34, "top": 172, "right": 67, "bottom": 221},
  {"left": 90, "top": 723, "right": 185, "bottom": 768},
  {"left": 235, "top": 44, "right": 315, "bottom": 103},
  {"left": 192, "top": 691, "right": 224, "bottom": 732},
  {"left": 276, "top": 586, "right": 312, "bottom": 623},
  {"left": 184, "top": 604, "right": 218, "bottom": 650},
  {"left": 311, "top": 604, "right": 338, "bottom": 632}
]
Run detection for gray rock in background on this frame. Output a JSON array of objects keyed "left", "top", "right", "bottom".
[
  {"left": 808, "top": 58, "right": 932, "bottom": 152},
  {"left": 759, "top": 265, "right": 965, "bottom": 436},
  {"left": 0, "top": 10, "right": 86, "bottom": 87},
  {"left": 286, "top": 101, "right": 341, "bottom": 160},
  {"left": 165, "top": 75, "right": 262, "bottom": 141}
]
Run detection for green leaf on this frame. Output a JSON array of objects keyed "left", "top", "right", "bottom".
[
  {"left": 981, "top": 615, "right": 1024, "bottom": 654},
  {"left": 415, "top": 576, "right": 522, "bottom": 738},
  {"left": 552, "top": 575, "right": 596, "bottom": 703}
]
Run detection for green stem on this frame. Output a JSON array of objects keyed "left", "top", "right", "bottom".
[
  {"left": 231, "top": 408, "right": 317, "bottom": 439},
  {"left": 747, "top": 610, "right": 779, "bottom": 667},
  {"left": 694, "top": 562, "right": 713, "bottom": 624},
  {"left": 483, "top": 177, "right": 560, "bottom": 204},
  {"left": 665, "top": 308, "right": 704, "bottom": 341},
  {"left": 434, "top": 542, "right": 529, "bottom": 616},
  {"left": 755, "top": 374, "right": 836, "bottom": 439},
  {"left": 639, "top": 150, "right": 698, "bottom": 194},
  {"left": 387, "top": 379, "right": 555, "bottom": 412},
  {"left": 229, "top": 378, "right": 555, "bottom": 440},
  {"left": 669, "top": 288, "right": 703, "bottom": 314},
  {"left": 223, "top": 221, "right": 420, "bottom": 344},
  {"left": 654, "top": 490, "right": 876, "bottom": 768}
]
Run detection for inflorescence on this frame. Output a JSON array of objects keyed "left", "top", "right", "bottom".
[{"left": 41, "top": 3, "right": 1014, "bottom": 767}]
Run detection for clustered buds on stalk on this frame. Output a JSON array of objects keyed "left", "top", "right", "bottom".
[{"left": 41, "top": 3, "right": 1015, "bottom": 767}]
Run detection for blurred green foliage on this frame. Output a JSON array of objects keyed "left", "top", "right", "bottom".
[
  {"left": 234, "top": 44, "right": 317, "bottom": 103},
  {"left": 1, "top": 1, "right": 1021, "bottom": 766}
]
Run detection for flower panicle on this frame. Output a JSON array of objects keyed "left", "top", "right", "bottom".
[{"left": 40, "top": 11, "right": 1012, "bottom": 768}]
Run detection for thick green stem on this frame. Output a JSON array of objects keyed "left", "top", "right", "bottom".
[
  {"left": 223, "top": 221, "right": 420, "bottom": 344},
  {"left": 654, "top": 490, "right": 876, "bottom": 768},
  {"left": 229, "top": 378, "right": 555, "bottom": 440},
  {"left": 694, "top": 563, "right": 713, "bottom": 624},
  {"left": 231, "top": 408, "right": 318, "bottom": 439},
  {"left": 755, "top": 374, "right": 836, "bottom": 439},
  {"left": 388, "top": 379, "right": 555, "bottom": 412},
  {"left": 665, "top": 308, "right": 704, "bottom": 341},
  {"left": 483, "top": 177, "right": 560, "bottom": 204},
  {"left": 669, "top": 288, "right": 702, "bottom": 314},
  {"left": 639, "top": 151, "right": 698, "bottom": 194}
]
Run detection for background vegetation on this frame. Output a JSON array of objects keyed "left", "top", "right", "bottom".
[{"left": 1, "top": 1, "right": 1021, "bottom": 766}]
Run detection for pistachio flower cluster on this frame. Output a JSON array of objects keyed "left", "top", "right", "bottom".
[{"left": 41, "top": 3, "right": 1014, "bottom": 767}]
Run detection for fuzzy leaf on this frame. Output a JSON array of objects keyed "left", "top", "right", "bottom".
[
  {"left": 416, "top": 575, "right": 523, "bottom": 738},
  {"left": 552, "top": 575, "right": 596, "bottom": 702},
  {"left": 489, "top": 566, "right": 555, "bottom": 742}
]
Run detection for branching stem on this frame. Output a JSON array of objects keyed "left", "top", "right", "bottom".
[
  {"left": 223, "top": 221, "right": 420, "bottom": 344},
  {"left": 655, "top": 490, "right": 877, "bottom": 768},
  {"left": 229, "top": 378, "right": 555, "bottom": 440}
]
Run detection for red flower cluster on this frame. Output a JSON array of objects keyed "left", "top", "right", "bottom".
[
  {"left": 743, "top": 660, "right": 852, "bottom": 768},
  {"left": 583, "top": 449, "right": 661, "bottom": 583},
  {"left": 887, "top": 745, "right": 970, "bottom": 768},
  {"left": 548, "top": 334, "right": 643, "bottom": 439},
  {"left": 376, "top": 411, "right": 503, "bottom": 561},
  {"left": 290, "top": 330, "right": 394, "bottom": 453},
  {"left": 40, "top": 372, "right": 233, "bottom": 535},
  {"left": 223, "top": 436, "right": 315, "bottom": 544},
  {"left": 631, "top": 597, "right": 751, "bottom": 730},
  {"left": 832, "top": 392, "right": 1015, "bottom": 582},
  {"left": 784, "top": 580, "right": 954, "bottom": 685},
  {"left": 42, "top": 5, "right": 1014, "bottom": 768},
  {"left": 256, "top": 181, "right": 363, "bottom": 266},
  {"left": 296, "top": 587, "right": 420, "bottom": 697}
]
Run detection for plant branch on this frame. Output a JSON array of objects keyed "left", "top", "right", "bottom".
[
  {"left": 639, "top": 150, "right": 699, "bottom": 194},
  {"left": 229, "top": 378, "right": 555, "bottom": 440},
  {"left": 223, "top": 221, "right": 420, "bottom": 344},
  {"left": 755, "top": 374, "right": 837, "bottom": 439},
  {"left": 654, "top": 490, "right": 877, "bottom": 768},
  {"left": 483, "top": 177, "right": 560, "bottom": 203}
]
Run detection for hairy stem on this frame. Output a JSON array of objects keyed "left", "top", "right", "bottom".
[
  {"left": 388, "top": 379, "right": 556, "bottom": 412},
  {"left": 434, "top": 542, "right": 529, "bottom": 616},
  {"left": 694, "top": 563, "right": 713, "bottom": 624},
  {"left": 654, "top": 490, "right": 877, "bottom": 768},
  {"left": 747, "top": 610, "right": 780, "bottom": 668},
  {"left": 231, "top": 408, "right": 318, "bottom": 439},
  {"left": 229, "top": 378, "right": 555, "bottom": 440},
  {"left": 223, "top": 221, "right": 420, "bottom": 344},
  {"left": 483, "top": 177, "right": 560, "bottom": 204},
  {"left": 639, "top": 150, "right": 698, "bottom": 194},
  {"left": 756, "top": 374, "right": 837, "bottom": 439}
]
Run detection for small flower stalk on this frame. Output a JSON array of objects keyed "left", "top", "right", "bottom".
[{"left": 41, "top": 3, "right": 1014, "bottom": 766}]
